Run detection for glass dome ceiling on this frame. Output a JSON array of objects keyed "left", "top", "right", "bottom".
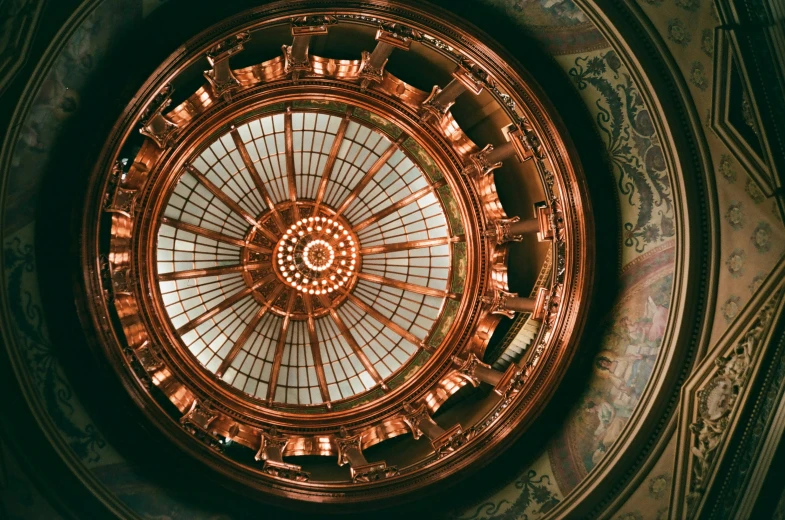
[
  {"left": 82, "top": 5, "right": 592, "bottom": 504},
  {"left": 155, "top": 108, "right": 451, "bottom": 406}
]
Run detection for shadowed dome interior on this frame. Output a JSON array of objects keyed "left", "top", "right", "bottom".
[
  {"left": 71, "top": 2, "right": 594, "bottom": 507},
  {"left": 156, "top": 108, "right": 450, "bottom": 406}
]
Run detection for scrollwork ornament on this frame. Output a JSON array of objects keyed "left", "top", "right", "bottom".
[
  {"left": 358, "top": 50, "right": 385, "bottom": 87},
  {"left": 335, "top": 427, "right": 363, "bottom": 466},
  {"left": 462, "top": 144, "right": 503, "bottom": 177},
  {"left": 378, "top": 21, "right": 422, "bottom": 41},
  {"left": 420, "top": 86, "right": 452, "bottom": 122},
  {"left": 501, "top": 365, "right": 528, "bottom": 398},
  {"left": 139, "top": 84, "right": 179, "bottom": 148},
  {"left": 453, "top": 353, "right": 486, "bottom": 387},
  {"left": 687, "top": 292, "right": 780, "bottom": 513},
  {"left": 282, "top": 44, "right": 310, "bottom": 76},
  {"left": 104, "top": 159, "right": 137, "bottom": 216},
  {"left": 110, "top": 267, "right": 135, "bottom": 296},
  {"left": 481, "top": 289, "right": 517, "bottom": 319},
  {"left": 433, "top": 427, "right": 469, "bottom": 458},
  {"left": 457, "top": 58, "right": 495, "bottom": 90},
  {"left": 401, "top": 402, "right": 429, "bottom": 439},
  {"left": 262, "top": 461, "right": 311, "bottom": 482},
  {"left": 483, "top": 217, "right": 522, "bottom": 244},
  {"left": 180, "top": 401, "right": 223, "bottom": 451}
]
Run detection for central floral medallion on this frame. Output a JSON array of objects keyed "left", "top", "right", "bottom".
[{"left": 275, "top": 216, "right": 357, "bottom": 295}]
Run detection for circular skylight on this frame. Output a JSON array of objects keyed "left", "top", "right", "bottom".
[{"left": 155, "top": 109, "right": 450, "bottom": 405}]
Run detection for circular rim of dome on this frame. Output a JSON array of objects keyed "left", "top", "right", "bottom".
[
  {"left": 137, "top": 87, "right": 484, "bottom": 423},
  {"left": 78, "top": 0, "right": 595, "bottom": 506},
  {"left": 145, "top": 91, "right": 484, "bottom": 418}
]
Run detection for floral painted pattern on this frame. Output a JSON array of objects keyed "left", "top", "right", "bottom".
[
  {"left": 566, "top": 51, "right": 674, "bottom": 255},
  {"left": 689, "top": 61, "right": 709, "bottom": 91},
  {"left": 725, "top": 201, "right": 744, "bottom": 230},
  {"left": 749, "top": 272, "right": 767, "bottom": 294},
  {"left": 701, "top": 29, "right": 714, "bottom": 56},
  {"left": 675, "top": 0, "right": 700, "bottom": 12},
  {"left": 648, "top": 473, "right": 671, "bottom": 499},
  {"left": 667, "top": 19, "right": 691, "bottom": 46},
  {"left": 457, "top": 469, "right": 561, "bottom": 519},
  {"left": 745, "top": 177, "right": 765, "bottom": 203},
  {"left": 4, "top": 235, "right": 107, "bottom": 463},
  {"left": 751, "top": 222, "right": 773, "bottom": 252},
  {"left": 726, "top": 249, "right": 746, "bottom": 278},
  {"left": 719, "top": 154, "right": 737, "bottom": 183},
  {"left": 722, "top": 295, "right": 742, "bottom": 322}
]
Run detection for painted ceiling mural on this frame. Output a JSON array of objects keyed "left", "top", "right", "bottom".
[
  {"left": 453, "top": 2, "right": 679, "bottom": 517},
  {"left": 629, "top": 0, "right": 785, "bottom": 350},
  {"left": 0, "top": 0, "right": 781, "bottom": 517},
  {"left": 607, "top": 0, "right": 785, "bottom": 516}
]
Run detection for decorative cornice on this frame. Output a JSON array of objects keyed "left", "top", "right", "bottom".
[
  {"left": 672, "top": 258, "right": 785, "bottom": 519},
  {"left": 706, "top": 315, "right": 785, "bottom": 518}
]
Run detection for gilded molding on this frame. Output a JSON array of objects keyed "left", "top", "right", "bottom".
[{"left": 138, "top": 85, "right": 179, "bottom": 149}]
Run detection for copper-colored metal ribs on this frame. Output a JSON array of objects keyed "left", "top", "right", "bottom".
[{"left": 81, "top": 1, "right": 592, "bottom": 507}]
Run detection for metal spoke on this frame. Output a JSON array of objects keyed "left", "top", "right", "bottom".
[
  {"left": 333, "top": 134, "right": 406, "bottom": 217},
  {"left": 304, "top": 295, "right": 331, "bottom": 404},
  {"left": 161, "top": 217, "right": 270, "bottom": 252},
  {"left": 215, "top": 283, "right": 285, "bottom": 378},
  {"left": 359, "top": 237, "right": 452, "bottom": 255},
  {"left": 340, "top": 289, "right": 423, "bottom": 348},
  {"left": 187, "top": 165, "right": 259, "bottom": 229},
  {"left": 159, "top": 263, "right": 266, "bottom": 281},
  {"left": 313, "top": 111, "right": 351, "bottom": 214},
  {"left": 176, "top": 273, "right": 274, "bottom": 335},
  {"left": 356, "top": 272, "right": 449, "bottom": 298},
  {"left": 321, "top": 295, "right": 387, "bottom": 389},
  {"left": 266, "top": 290, "right": 295, "bottom": 401},
  {"left": 230, "top": 129, "right": 285, "bottom": 229},
  {"left": 352, "top": 179, "right": 446, "bottom": 232},
  {"left": 284, "top": 107, "right": 299, "bottom": 220}
]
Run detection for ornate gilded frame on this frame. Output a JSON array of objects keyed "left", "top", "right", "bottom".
[{"left": 77, "top": 0, "right": 594, "bottom": 505}]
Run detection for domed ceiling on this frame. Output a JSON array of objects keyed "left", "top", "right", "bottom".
[
  {"left": 71, "top": 3, "right": 595, "bottom": 502},
  {"left": 1, "top": 0, "right": 783, "bottom": 518}
]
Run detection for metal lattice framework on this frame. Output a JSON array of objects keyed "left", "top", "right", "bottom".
[{"left": 156, "top": 111, "right": 451, "bottom": 406}]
